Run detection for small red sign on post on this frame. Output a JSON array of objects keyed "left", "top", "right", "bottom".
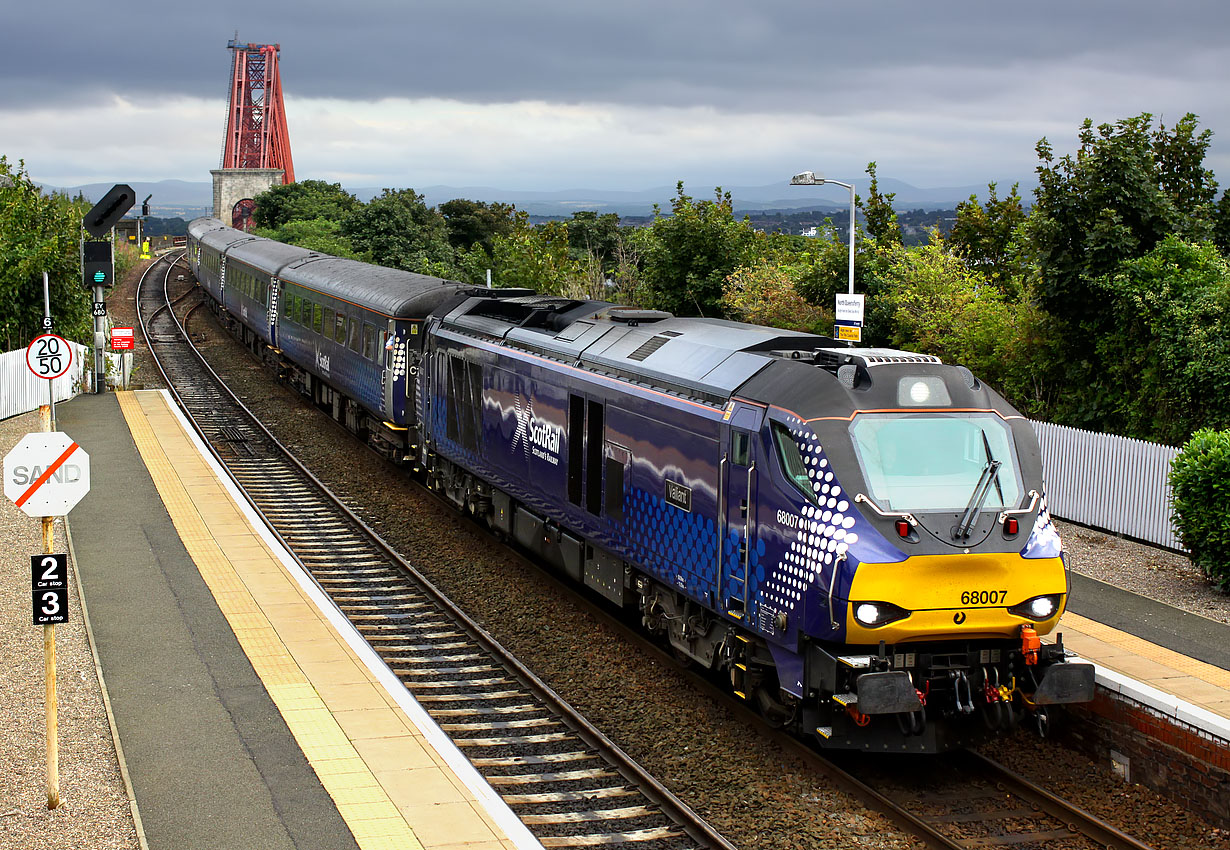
[{"left": 111, "top": 328, "right": 134, "bottom": 351}]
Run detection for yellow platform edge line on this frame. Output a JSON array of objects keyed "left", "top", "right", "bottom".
[
  {"left": 1061, "top": 611, "right": 1230, "bottom": 688},
  {"left": 115, "top": 391, "right": 423, "bottom": 850}
]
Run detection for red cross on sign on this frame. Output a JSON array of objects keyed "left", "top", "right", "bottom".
[{"left": 3, "top": 433, "right": 91, "bottom": 518}]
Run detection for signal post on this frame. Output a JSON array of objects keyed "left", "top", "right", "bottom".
[{"left": 82, "top": 184, "right": 135, "bottom": 393}]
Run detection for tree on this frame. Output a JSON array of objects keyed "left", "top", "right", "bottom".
[
  {"left": 640, "top": 182, "right": 759, "bottom": 317},
  {"left": 255, "top": 218, "right": 360, "bottom": 258},
  {"left": 859, "top": 162, "right": 901, "bottom": 248},
  {"left": 722, "top": 261, "right": 829, "bottom": 333},
  {"left": 439, "top": 199, "right": 516, "bottom": 254},
  {"left": 949, "top": 182, "right": 1027, "bottom": 289},
  {"left": 488, "top": 212, "right": 582, "bottom": 295},
  {"left": 566, "top": 211, "right": 621, "bottom": 266},
  {"left": 0, "top": 156, "right": 92, "bottom": 349},
  {"left": 1026, "top": 113, "right": 1219, "bottom": 329},
  {"left": 252, "top": 180, "right": 360, "bottom": 229},
  {"left": 341, "top": 188, "right": 453, "bottom": 272},
  {"left": 1089, "top": 237, "right": 1230, "bottom": 443},
  {"left": 1214, "top": 191, "right": 1230, "bottom": 256},
  {"left": 877, "top": 236, "right": 1054, "bottom": 413}
]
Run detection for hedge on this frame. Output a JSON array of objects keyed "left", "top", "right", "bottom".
[{"left": 1170, "top": 428, "right": 1230, "bottom": 592}]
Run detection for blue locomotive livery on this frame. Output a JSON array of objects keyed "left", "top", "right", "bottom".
[{"left": 187, "top": 218, "right": 1094, "bottom": 752}]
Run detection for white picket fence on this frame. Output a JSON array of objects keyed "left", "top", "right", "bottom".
[
  {"left": 1031, "top": 420, "right": 1182, "bottom": 550},
  {"left": 0, "top": 344, "right": 94, "bottom": 420}
]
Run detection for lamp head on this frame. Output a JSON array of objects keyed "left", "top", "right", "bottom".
[{"left": 790, "top": 171, "right": 824, "bottom": 185}]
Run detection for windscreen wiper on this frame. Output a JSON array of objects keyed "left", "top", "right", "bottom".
[
  {"left": 954, "top": 433, "right": 1001, "bottom": 540},
  {"left": 983, "top": 430, "right": 1004, "bottom": 505}
]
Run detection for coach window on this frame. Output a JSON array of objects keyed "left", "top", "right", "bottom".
[
  {"left": 363, "top": 323, "right": 378, "bottom": 360},
  {"left": 312, "top": 303, "right": 323, "bottom": 335},
  {"left": 335, "top": 311, "right": 347, "bottom": 344},
  {"left": 348, "top": 316, "right": 362, "bottom": 352},
  {"left": 322, "top": 307, "right": 334, "bottom": 340}
]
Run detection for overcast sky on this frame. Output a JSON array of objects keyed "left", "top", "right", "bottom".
[{"left": 3, "top": 1, "right": 1228, "bottom": 196}]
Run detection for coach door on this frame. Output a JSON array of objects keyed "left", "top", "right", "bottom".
[
  {"left": 269, "top": 278, "right": 281, "bottom": 348},
  {"left": 382, "top": 319, "right": 396, "bottom": 419},
  {"left": 720, "top": 402, "right": 764, "bottom": 617}
]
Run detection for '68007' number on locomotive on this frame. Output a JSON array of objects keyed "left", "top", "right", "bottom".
[{"left": 961, "top": 589, "right": 1007, "bottom": 606}]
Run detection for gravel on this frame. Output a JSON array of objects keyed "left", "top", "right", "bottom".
[
  {"left": 1059, "top": 520, "right": 1229, "bottom": 624},
  {"left": 0, "top": 411, "right": 140, "bottom": 850}
]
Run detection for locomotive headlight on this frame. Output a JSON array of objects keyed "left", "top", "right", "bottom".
[
  {"left": 1008, "top": 594, "right": 1061, "bottom": 621},
  {"left": 853, "top": 601, "right": 911, "bottom": 627},
  {"left": 897, "top": 376, "right": 951, "bottom": 407}
]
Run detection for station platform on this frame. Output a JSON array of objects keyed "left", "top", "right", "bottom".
[
  {"left": 58, "top": 390, "right": 541, "bottom": 850},
  {"left": 46, "top": 389, "right": 1230, "bottom": 844}
]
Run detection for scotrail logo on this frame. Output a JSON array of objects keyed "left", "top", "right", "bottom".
[{"left": 512, "top": 395, "right": 560, "bottom": 465}]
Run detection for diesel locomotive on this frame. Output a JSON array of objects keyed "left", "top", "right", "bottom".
[{"left": 188, "top": 217, "right": 1095, "bottom": 752}]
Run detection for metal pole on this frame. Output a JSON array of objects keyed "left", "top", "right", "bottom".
[
  {"left": 93, "top": 279, "right": 106, "bottom": 394},
  {"left": 847, "top": 184, "right": 856, "bottom": 296},
  {"left": 43, "top": 272, "right": 56, "bottom": 427},
  {"left": 38, "top": 403, "right": 59, "bottom": 809}
]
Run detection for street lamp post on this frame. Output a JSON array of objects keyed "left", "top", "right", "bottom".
[{"left": 790, "top": 171, "right": 855, "bottom": 295}]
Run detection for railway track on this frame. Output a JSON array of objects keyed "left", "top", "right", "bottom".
[
  {"left": 839, "top": 748, "right": 1159, "bottom": 850},
  {"left": 136, "top": 253, "right": 736, "bottom": 850}
]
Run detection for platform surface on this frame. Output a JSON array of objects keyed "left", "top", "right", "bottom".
[{"left": 60, "top": 390, "right": 538, "bottom": 850}]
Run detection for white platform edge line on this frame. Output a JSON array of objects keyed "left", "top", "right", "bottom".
[
  {"left": 157, "top": 390, "right": 545, "bottom": 850},
  {"left": 1072, "top": 653, "right": 1230, "bottom": 742}
]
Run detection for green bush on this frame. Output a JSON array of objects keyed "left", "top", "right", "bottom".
[{"left": 1170, "top": 428, "right": 1230, "bottom": 592}]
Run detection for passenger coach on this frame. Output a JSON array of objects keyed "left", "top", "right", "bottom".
[{"left": 187, "top": 217, "right": 490, "bottom": 459}]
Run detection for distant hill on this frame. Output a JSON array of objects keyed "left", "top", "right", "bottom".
[{"left": 38, "top": 176, "right": 1034, "bottom": 220}]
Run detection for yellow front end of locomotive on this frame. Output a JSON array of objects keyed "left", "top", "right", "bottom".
[{"left": 843, "top": 552, "right": 1068, "bottom": 644}]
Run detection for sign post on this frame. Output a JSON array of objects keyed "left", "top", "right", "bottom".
[{"left": 5, "top": 417, "right": 91, "bottom": 811}]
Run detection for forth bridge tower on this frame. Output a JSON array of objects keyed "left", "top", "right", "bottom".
[{"left": 211, "top": 38, "right": 296, "bottom": 230}]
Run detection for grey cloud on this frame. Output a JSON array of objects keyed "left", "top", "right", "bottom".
[{"left": 4, "top": 1, "right": 1228, "bottom": 111}]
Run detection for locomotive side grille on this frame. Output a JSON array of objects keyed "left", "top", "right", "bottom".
[{"left": 627, "top": 331, "right": 682, "bottom": 362}]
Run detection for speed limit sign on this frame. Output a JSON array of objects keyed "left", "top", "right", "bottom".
[{"left": 25, "top": 334, "right": 73, "bottom": 380}]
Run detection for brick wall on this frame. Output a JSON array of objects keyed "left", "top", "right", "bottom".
[{"left": 1063, "top": 689, "right": 1230, "bottom": 827}]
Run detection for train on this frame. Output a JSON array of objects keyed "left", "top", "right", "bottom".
[{"left": 187, "top": 216, "right": 1095, "bottom": 752}]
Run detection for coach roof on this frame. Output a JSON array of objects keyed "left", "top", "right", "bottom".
[
  {"left": 278, "top": 255, "right": 477, "bottom": 318},
  {"left": 226, "top": 239, "right": 319, "bottom": 275}
]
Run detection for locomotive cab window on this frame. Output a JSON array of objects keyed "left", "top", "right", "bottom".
[
  {"left": 850, "top": 413, "right": 1023, "bottom": 513},
  {"left": 771, "top": 422, "right": 819, "bottom": 506},
  {"left": 732, "top": 431, "right": 750, "bottom": 466}
]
